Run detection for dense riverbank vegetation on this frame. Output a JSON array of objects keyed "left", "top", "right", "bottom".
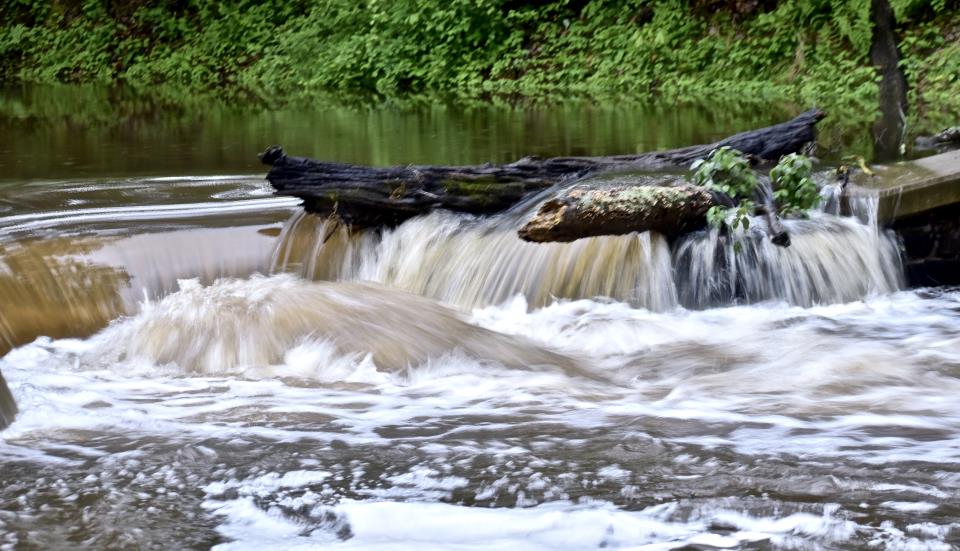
[{"left": 0, "top": 0, "right": 958, "bottom": 126}]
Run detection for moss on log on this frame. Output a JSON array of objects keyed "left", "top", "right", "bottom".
[{"left": 518, "top": 182, "right": 716, "bottom": 242}]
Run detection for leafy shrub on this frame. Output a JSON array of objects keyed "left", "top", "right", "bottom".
[
  {"left": 0, "top": 0, "right": 957, "bottom": 121},
  {"left": 692, "top": 146, "right": 757, "bottom": 199},
  {"left": 771, "top": 153, "right": 819, "bottom": 215},
  {"left": 0, "top": 0, "right": 896, "bottom": 107},
  {"left": 692, "top": 146, "right": 757, "bottom": 233}
]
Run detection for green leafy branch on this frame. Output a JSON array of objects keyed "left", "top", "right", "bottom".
[
  {"left": 691, "top": 146, "right": 758, "bottom": 199},
  {"left": 771, "top": 152, "right": 819, "bottom": 215},
  {"left": 693, "top": 147, "right": 822, "bottom": 251},
  {"left": 692, "top": 147, "right": 758, "bottom": 248}
]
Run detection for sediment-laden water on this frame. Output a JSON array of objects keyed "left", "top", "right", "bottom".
[
  {"left": 1, "top": 173, "right": 957, "bottom": 550},
  {"left": 1, "top": 97, "right": 958, "bottom": 549}
]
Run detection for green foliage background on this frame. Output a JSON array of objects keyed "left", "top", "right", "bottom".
[{"left": 0, "top": 0, "right": 957, "bottom": 125}]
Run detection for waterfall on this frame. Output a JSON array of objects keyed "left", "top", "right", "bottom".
[
  {"left": 270, "top": 210, "right": 679, "bottom": 311},
  {"left": 673, "top": 215, "right": 902, "bottom": 308},
  {"left": 271, "top": 192, "right": 903, "bottom": 311}
]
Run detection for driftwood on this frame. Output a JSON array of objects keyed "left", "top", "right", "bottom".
[
  {"left": 916, "top": 127, "right": 960, "bottom": 151},
  {"left": 519, "top": 181, "right": 716, "bottom": 242},
  {"left": 518, "top": 176, "right": 791, "bottom": 246},
  {"left": 261, "top": 109, "right": 825, "bottom": 228}
]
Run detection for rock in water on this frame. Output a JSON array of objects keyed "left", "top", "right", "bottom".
[{"left": 0, "top": 369, "right": 16, "bottom": 429}]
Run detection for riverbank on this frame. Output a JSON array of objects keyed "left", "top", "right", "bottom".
[{"left": 1, "top": 1, "right": 958, "bottom": 130}]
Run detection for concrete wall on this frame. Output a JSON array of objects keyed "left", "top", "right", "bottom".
[{"left": 894, "top": 201, "right": 960, "bottom": 287}]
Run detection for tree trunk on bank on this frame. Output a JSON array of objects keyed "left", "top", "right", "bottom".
[
  {"left": 261, "top": 109, "right": 825, "bottom": 229},
  {"left": 870, "top": 0, "right": 908, "bottom": 160}
]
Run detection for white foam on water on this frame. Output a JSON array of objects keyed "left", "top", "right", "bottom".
[
  {"left": 881, "top": 501, "right": 939, "bottom": 513},
  {"left": 0, "top": 197, "right": 300, "bottom": 235},
  {"left": 3, "top": 279, "right": 960, "bottom": 462},
  {"left": 205, "top": 470, "right": 333, "bottom": 497},
  {"left": 199, "top": 496, "right": 880, "bottom": 551},
  {"left": 1, "top": 277, "right": 959, "bottom": 549}
]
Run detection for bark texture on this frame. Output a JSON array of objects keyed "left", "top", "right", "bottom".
[
  {"left": 261, "top": 109, "right": 824, "bottom": 227},
  {"left": 915, "top": 127, "right": 960, "bottom": 151},
  {"left": 518, "top": 182, "right": 717, "bottom": 242},
  {"left": 870, "top": 0, "right": 908, "bottom": 160},
  {"left": 518, "top": 177, "right": 791, "bottom": 246}
]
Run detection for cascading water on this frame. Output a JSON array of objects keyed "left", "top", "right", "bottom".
[
  {"left": 674, "top": 215, "right": 902, "bottom": 308},
  {"left": 270, "top": 210, "right": 678, "bottom": 311},
  {"left": 269, "top": 180, "right": 904, "bottom": 310},
  {"left": 3, "top": 166, "right": 958, "bottom": 550},
  {"left": 88, "top": 275, "right": 580, "bottom": 378}
]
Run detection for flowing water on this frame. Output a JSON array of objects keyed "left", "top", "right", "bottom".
[{"left": 1, "top": 90, "right": 959, "bottom": 550}]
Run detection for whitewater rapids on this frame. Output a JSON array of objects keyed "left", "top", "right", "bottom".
[
  {"left": 2, "top": 275, "right": 959, "bottom": 549},
  {"left": 0, "top": 174, "right": 957, "bottom": 550}
]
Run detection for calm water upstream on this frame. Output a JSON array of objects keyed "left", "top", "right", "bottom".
[{"left": 0, "top": 87, "right": 958, "bottom": 550}]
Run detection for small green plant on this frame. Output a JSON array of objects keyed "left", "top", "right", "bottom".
[
  {"left": 706, "top": 198, "right": 755, "bottom": 234},
  {"left": 705, "top": 205, "right": 728, "bottom": 228},
  {"left": 771, "top": 153, "right": 819, "bottom": 215},
  {"left": 692, "top": 147, "right": 757, "bottom": 238},
  {"left": 691, "top": 146, "right": 758, "bottom": 200}
]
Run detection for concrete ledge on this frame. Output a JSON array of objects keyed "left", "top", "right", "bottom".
[
  {"left": 840, "top": 150, "right": 960, "bottom": 287},
  {"left": 847, "top": 149, "right": 960, "bottom": 223}
]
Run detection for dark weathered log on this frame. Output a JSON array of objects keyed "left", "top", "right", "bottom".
[
  {"left": 261, "top": 146, "right": 561, "bottom": 226},
  {"left": 915, "top": 126, "right": 960, "bottom": 151},
  {"left": 261, "top": 109, "right": 825, "bottom": 227}
]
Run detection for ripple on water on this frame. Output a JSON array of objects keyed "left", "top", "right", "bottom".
[{"left": 1, "top": 279, "right": 959, "bottom": 549}]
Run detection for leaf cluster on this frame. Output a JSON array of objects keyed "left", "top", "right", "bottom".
[
  {"left": 706, "top": 200, "right": 754, "bottom": 232},
  {"left": 694, "top": 149, "right": 822, "bottom": 249},
  {"left": 771, "top": 153, "right": 819, "bottom": 215},
  {"left": 692, "top": 147, "right": 758, "bottom": 242},
  {"left": 691, "top": 146, "right": 757, "bottom": 200}
]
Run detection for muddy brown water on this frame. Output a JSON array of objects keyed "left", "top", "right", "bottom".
[{"left": 0, "top": 87, "right": 958, "bottom": 550}]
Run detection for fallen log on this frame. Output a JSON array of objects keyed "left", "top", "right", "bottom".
[
  {"left": 915, "top": 126, "right": 960, "bottom": 151},
  {"left": 261, "top": 109, "right": 825, "bottom": 228},
  {"left": 518, "top": 180, "right": 716, "bottom": 242},
  {"left": 518, "top": 176, "right": 791, "bottom": 246}
]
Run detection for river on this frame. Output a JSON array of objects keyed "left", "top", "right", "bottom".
[{"left": 0, "top": 87, "right": 957, "bottom": 550}]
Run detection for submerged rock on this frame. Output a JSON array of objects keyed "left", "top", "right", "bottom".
[{"left": 0, "top": 369, "right": 15, "bottom": 429}]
